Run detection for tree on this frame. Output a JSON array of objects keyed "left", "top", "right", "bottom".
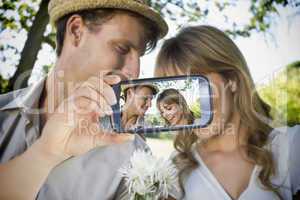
[
  {"left": 259, "top": 61, "right": 300, "bottom": 126},
  {"left": 0, "top": 0, "right": 54, "bottom": 92},
  {"left": 0, "top": 0, "right": 298, "bottom": 93}
]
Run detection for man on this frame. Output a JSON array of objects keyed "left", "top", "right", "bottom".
[
  {"left": 0, "top": 0, "right": 168, "bottom": 199},
  {"left": 121, "top": 83, "right": 159, "bottom": 130}
]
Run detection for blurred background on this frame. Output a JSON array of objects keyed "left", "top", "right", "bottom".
[{"left": 0, "top": 0, "right": 299, "bottom": 157}]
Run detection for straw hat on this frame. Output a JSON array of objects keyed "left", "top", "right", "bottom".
[
  {"left": 122, "top": 83, "right": 159, "bottom": 96},
  {"left": 48, "top": 0, "right": 168, "bottom": 38}
]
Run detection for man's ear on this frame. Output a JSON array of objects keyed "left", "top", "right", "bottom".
[
  {"left": 127, "top": 88, "right": 135, "bottom": 100},
  {"left": 66, "top": 15, "right": 85, "bottom": 47}
]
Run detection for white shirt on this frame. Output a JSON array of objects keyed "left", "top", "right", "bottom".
[{"left": 170, "top": 125, "right": 300, "bottom": 200}]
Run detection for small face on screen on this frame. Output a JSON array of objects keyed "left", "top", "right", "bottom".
[
  {"left": 157, "top": 89, "right": 192, "bottom": 126},
  {"left": 114, "top": 76, "right": 212, "bottom": 133}
]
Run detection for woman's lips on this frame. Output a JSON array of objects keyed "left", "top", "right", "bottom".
[{"left": 168, "top": 116, "right": 176, "bottom": 125}]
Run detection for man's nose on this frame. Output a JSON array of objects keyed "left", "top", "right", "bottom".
[
  {"left": 146, "top": 99, "right": 152, "bottom": 107},
  {"left": 121, "top": 55, "right": 140, "bottom": 79}
]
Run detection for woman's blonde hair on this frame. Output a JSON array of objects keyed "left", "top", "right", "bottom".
[
  {"left": 156, "top": 88, "right": 194, "bottom": 125},
  {"left": 155, "top": 25, "right": 282, "bottom": 199}
]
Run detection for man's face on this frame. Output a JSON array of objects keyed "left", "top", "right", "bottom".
[
  {"left": 127, "top": 86, "right": 154, "bottom": 116},
  {"left": 63, "top": 12, "right": 148, "bottom": 83}
]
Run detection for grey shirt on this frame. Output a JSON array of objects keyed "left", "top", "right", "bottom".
[{"left": 0, "top": 78, "right": 149, "bottom": 199}]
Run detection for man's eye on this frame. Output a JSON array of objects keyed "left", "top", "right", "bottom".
[{"left": 116, "top": 45, "right": 130, "bottom": 55}]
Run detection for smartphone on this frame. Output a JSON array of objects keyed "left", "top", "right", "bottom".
[{"left": 100, "top": 75, "right": 213, "bottom": 134}]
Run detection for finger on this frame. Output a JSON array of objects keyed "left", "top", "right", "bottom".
[
  {"left": 106, "top": 71, "right": 129, "bottom": 81},
  {"left": 103, "top": 75, "right": 121, "bottom": 85},
  {"left": 81, "top": 85, "right": 113, "bottom": 115},
  {"left": 85, "top": 76, "right": 118, "bottom": 105},
  {"left": 99, "top": 93, "right": 113, "bottom": 115},
  {"left": 71, "top": 87, "right": 109, "bottom": 116}
]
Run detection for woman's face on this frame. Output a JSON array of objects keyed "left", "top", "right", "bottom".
[
  {"left": 197, "top": 72, "right": 235, "bottom": 139},
  {"left": 156, "top": 71, "right": 235, "bottom": 139},
  {"left": 159, "top": 102, "right": 184, "bottom": 126}
]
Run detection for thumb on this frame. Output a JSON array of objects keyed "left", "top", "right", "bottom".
[
  {"left": 103, "top": 75, "right": 121, "bottom": 85},
  {"left": 92, "top": 133, "right": 135, "bottom": 148}
]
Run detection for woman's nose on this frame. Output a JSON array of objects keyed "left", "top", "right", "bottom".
[{"left": 163, "top": 112, "right": 169, "bottom": 119}]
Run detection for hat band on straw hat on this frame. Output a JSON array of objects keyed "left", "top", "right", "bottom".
[{"left": 48, "top": 0, "right": 168, "bottom": 38}]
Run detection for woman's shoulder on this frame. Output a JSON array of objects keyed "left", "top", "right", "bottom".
[
  {"left": 268, "top": 125, "right": 299, "bottom": 146},
  {"left": 267, "top": 125, "right": 299, "bottom": 172},
  {"left": 267, "top": 125, "right": 300, "bottom": 195}
]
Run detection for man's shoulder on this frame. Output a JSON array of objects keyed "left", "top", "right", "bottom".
[
  {"left": 0, "top": 87, "right": 29, "bottom": 110},
  {"left": 0, "top": 78, "right": 45, "bottom": 112},
  {"left": 37, "top": 135, "right": 149, "bottom": 199}
]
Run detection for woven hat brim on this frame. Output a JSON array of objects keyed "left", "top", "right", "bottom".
[
  {"left": 122, "top": 83, "right": 159, "bottom": 95},
  {"left": 49, "top": 0, "right": 168, "bottom": 38}
]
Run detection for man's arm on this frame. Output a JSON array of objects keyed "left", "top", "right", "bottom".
[
  {"left": 0, "top": 75, "right": 132, "bottom": 200},
  {"left": 0, "top": 141, "right": 63, "bottom": 200}
]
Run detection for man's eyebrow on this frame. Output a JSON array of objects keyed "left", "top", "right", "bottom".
[{"left": 123, "top": 40, "right": 146, "bottom": 56}]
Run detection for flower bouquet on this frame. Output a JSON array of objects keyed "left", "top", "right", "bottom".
[{"left": 119, "top": 149, "right": 177, "bottom": 200}]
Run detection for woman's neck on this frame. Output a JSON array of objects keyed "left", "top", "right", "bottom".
[
  {"left": 199, "top": 113, "right": 248, "bottom": 153},
  {"left": 178, "top": 117, "right": 188, "bottom": 126}
]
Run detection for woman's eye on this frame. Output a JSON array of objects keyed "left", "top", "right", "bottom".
[{"left": 165, "top": 106, "right": 171, "bottom": 110}]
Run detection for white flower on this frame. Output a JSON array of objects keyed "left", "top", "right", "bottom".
[{"left": 119, "top": 149, "right": 177, "bottom": 200}]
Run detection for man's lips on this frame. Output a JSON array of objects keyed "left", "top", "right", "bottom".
[{"left": 139, "top": 107, "right": 148, "bottom": 114}]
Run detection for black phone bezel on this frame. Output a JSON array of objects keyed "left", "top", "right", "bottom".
[{"left": 111, "top": 75, "right": 213, "bottom": 134}]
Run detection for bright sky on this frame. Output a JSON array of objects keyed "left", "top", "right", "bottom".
[
  {"left": 0, "top": 1, "right": 299, "bottom": 87},
  {"left": 140, "top": 2, "right": 300, "bottom": 88}
]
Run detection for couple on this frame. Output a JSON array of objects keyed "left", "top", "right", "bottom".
[
  {"left": 121, "top": 84, "right": 193, "bottom": 130},
  {"left": 0, "top": 1, "right": 299, "bottom": 200}
]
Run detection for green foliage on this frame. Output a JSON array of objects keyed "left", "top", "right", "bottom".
[
  {"left": 145, "top": 113, "right": 165, "bottom": 127},
  {"left": 0, "top": 0, "right": 40, "bottom": 53},
  {"left": 190, "top": 98, "right": 201, "bottom": 118},
  {"left": 0, "top": 0, "right": 54, "bottom": 93},
  {"left": 146, "top": 0, "right": 296, "bottom": 37},
  {"left": 259, "top": 61, "right": 300, "bottom": 126},
  {"left": 157, "top": 132, "right": 174, "bottom": 140},
  {"left": 0, "top": 75, "right": 9, "bottom": 93},
  {"left": 226, "top": 0, "right": 291, "bottom": 37},
  {"left": 0, "top": 0, "right": 298, "bottom": 93},
  {"left": 154, "top": 78, "right": 193, "bottom": 92},
  {"left": 43, "top": 64, "right": 53, "bottom": 74}
]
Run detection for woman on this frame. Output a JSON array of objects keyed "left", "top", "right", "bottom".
[
  {"left": 154, "top": 26, "right": 300, "bottom": 200},
  {"left": 157, "top": 88, "right": 194, "bottom": 126}
]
